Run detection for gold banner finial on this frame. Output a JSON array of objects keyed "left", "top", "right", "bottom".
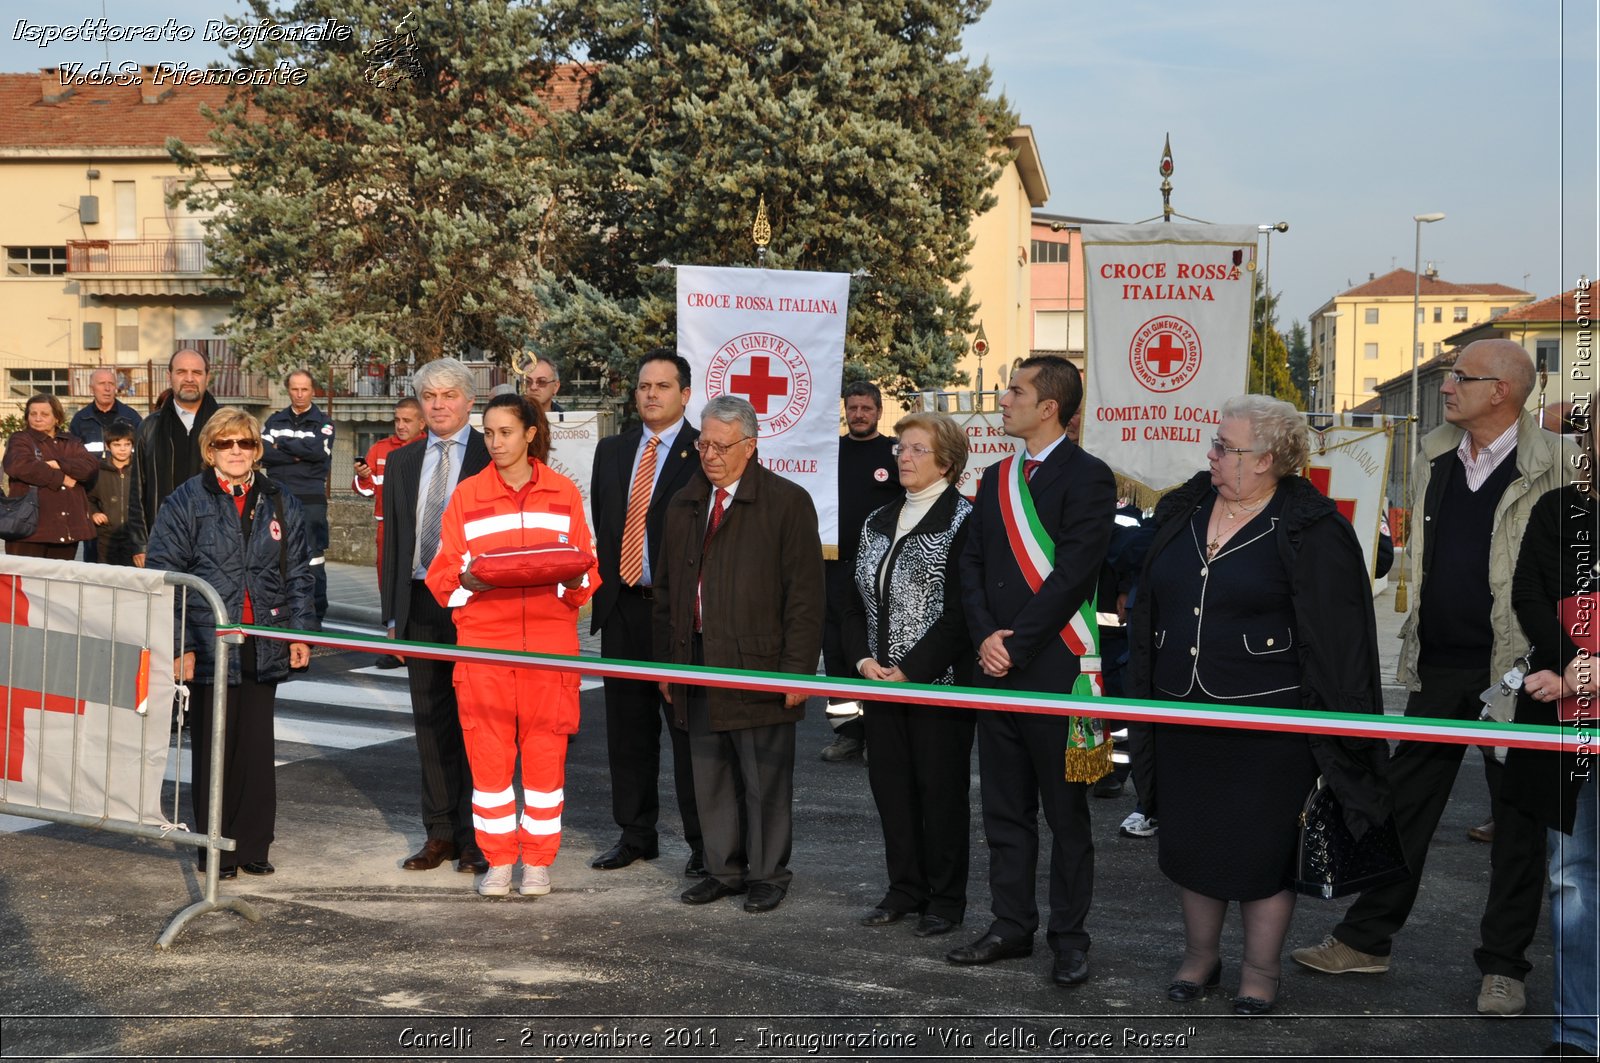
[{"left": 752, "top": 195, "right": 772, "bottom": 260}]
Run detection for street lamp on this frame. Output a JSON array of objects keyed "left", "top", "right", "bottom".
[
  {"left": 1410, "top": 212, "right": 1446, "bottom": 456},
  {"left": 1257, "top": 222, "right": 1288, "bottom": 392}
]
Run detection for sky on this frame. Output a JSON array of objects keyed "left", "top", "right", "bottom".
[{"left": 1, "top": 0, "right": 1594, "bottom": 326}]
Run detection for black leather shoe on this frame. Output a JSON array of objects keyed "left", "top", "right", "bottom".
[
  {"left": 216, "top": 866, "right": 238, "bottom": 880},
  {"left": 591, "top": 841, "right": 658, "bottom": 870},
  {"left": 402, "top": 839, "right": 456, "bottom": 871},
  {"left": 859, "top": 907, "right": 906, "bottom": 927},
  {"left": 914, "top": 914, "right": 960, "bottom": 938},
  {"left": 1232, "top": 994, "right": 1276, "bottom": 1016},
  {"left": 743, "top": 882, "right": 786, "bottom": 913},
  {"left": 1168, "top": 960, "right": 1221, "bottom": 1002},
  {"left": 946, "top": 932, "right": 1033, "bottom": 965},
  {"left": 680, "top": 877, "right": 746, "bottom": 905},
  {"left": 684, "top": 852, "right": 708, "bottom": 878},
  {"left": 240, "top": 861, "right": 275, "bottom": 876},
  {"left": 1052, "top": 948, "right": 1091, "bottom": 986},
  {"left": 374, "top": 654, "right": 405, "bottom": 669},
  {"left": 456, "top": 845, "right": 489, "bottom": 875}
]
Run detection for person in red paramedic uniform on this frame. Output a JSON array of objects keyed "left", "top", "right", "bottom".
[
  {"left": 426, "top": 393, "right": 599, "bottom": 898},
  {"left": 355, "top": 398, "right": 425, "bottom": 669}
]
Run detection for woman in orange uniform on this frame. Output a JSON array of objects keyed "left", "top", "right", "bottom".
[{"left": 426, "top": 393, "right": 599, "bottom": 898}]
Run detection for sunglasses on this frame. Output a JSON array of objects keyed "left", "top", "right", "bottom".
[{"left": 208, "top": 438, "right": 260, "bottom": 452}]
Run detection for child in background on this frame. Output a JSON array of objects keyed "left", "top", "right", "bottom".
[{"left": 87, "top": 418, "right": 137, "bottom": 565}]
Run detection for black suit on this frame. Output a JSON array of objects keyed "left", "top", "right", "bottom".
[
  {"left": 590, "top": 421, "right": 704, "bottom": 856},
  {"left": 959, "top": 437, "right": 1115, "bottom": 956},
  {"left": 381, "top": 429, "right": 491, "bottom": 851}
]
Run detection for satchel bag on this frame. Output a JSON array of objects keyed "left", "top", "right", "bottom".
[
  {"left": 0, "top": 485, "right": 40, "bottom": 541},
  {"left": 1293, "top": 776, "right": 1408, "bottom": 900}
]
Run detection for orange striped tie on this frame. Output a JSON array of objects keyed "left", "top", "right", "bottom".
[{"left": 618, "top": 435, "right": 660, "bottom": 586}]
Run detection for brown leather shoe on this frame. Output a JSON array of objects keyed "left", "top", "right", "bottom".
[
  {"left": 457, "top": 844, "right": 490, "bottom": 874},
  {"left": 402, "top": 839, "right": 456, "bottom": 871},
  {"left": 1468, "top": 819, "right": 1495, "bottom": 844}
]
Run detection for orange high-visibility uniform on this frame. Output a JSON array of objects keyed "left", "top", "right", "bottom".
[
  {"left": 354, "top": 434, "right": 410, "bottom": 582},
  {"left": 426, "top": 460, "right": 599, "bottom": 868}
]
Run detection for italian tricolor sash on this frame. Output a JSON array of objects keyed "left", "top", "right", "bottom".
[{"left": 996, "top": 453, "right": 1112, "bottom": 782}]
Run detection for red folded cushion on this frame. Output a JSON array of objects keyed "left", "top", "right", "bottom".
[{"left": 469, "top": 544, "right": 594, "bottom": 589}]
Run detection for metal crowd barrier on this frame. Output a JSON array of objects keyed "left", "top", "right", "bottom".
[{"left": 0, "top": 556, "right": 258, "bottom": 948}]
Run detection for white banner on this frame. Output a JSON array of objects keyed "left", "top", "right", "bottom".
[
  {"left": 1082, "top": 223, "right": 1259, "bottom": 491},
  {"left": 545, "top": 413, "right": 602, "bottom": 536},
  {"left": 677, "top": 265, "right": 849, "bottom": 549},
  {"left": 0, "top": 556, "right": 175, "bottom": 826},
  {"left": 1306, "top": 425, "right": 1394, "bottom": 581},
  {"left": 953, "top": 411, "right": 1021, "bottom": 499}
]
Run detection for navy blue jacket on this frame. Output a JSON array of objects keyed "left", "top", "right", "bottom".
[
  {"left": 68, "top": 400, "right": 142, "bottom": 458},
  {"left": 145, "top": 471, "right": 317, "bottom": 686},
  {"left": 261, "top": 402, "right": 334, "bottom": 502}
]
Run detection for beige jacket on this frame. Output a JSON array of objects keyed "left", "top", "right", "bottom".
[{"left": 1396, "top": 411, "right": 1580, "bottom": 696}]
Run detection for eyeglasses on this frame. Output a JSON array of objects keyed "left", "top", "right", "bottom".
[
  {"left": 208, "top": 438, "right": 260, "bottom": 452},
  {"left": 694, "top": 436, "right": 751, "bottom": 458},
  {"left": 891, "top": 443, "right": 934, "bottom": 459},
  {"left": 525, "top": 377, "right": 558, "bottom": 388},
  {"left": 1446, "top": 370, "right": 1500, "bottom": 385},
  {"left": 1208, "top": 437, "right": 1257, "bottom": 457}
]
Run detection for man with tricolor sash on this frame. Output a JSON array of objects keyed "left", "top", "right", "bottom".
[{"left": 949, "top": 355, "right": 1116, "bottom": 988}]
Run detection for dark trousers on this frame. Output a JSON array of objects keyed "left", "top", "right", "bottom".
[
  {"left": 864, "top": 699, "right": 975, "bottom": 922},
  {"left": 685, "top": 640, "right": 794, "bottom": 889},
  {"left": 189, "top": 642, "right": 276, "bottom": 868},
  {"left": 7, "top": 541, "right": 77, "bottom": 560},
  {"left": 600, "top": 589, "right": 702, "bottom": 855},
  {"left": 300, "top": 500, "right": 329, "bottom": 621},
  {"left": 822, "top": 560, "right": 864, "bottom": 742},
  {"left": 1335, "top": 663, "right": 1547, "bottom": 978},
  {"left": 405, "top": 580, "right": 475, "bottom": 850},
  {"left": 977, "top": 708, "right": 1094, "bottom": 954}
]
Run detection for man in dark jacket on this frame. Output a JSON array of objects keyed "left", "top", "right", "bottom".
[
  {"left": 653, "top": 395, "right": 825, "bottom": 914},
  {"left": 129, "top": 349, "right": 219, "bottom": 566},
  {"left": 69, "top": 367, "right": 143, "bottom": 459},
  {"left": 262, "top": 369, "right": 335, "bottom": 620}
]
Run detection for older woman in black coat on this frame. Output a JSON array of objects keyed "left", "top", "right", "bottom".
[
  {"left": 145, "top": 408, "right": 316, "bottom": 879},
  {"left": 843, "top": 411, "right": 975, "bottom": 939},
  {"left": 1127, "top": 394, "right": 1391, "bottom": 1015}
]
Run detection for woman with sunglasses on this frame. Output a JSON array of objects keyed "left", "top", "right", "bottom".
[
  {"left": 3, "top": 393, "right": 98, "bottom": 558},
  {"left": 145, "top": 408, "right": 315, "bottom": 879},
  {"left": 426, "top": 393, "right": 598, "bottom": 899},
  {"left": 1126, "top": 394, "right": 1390, "bottom": 1015}
]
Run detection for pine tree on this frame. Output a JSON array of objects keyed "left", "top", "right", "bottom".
[
  {"left": 532, "top": 0, "right": 1016, "bottom": 396},
  {"left": 1285, "top": 319, "right": 1311, "bottom": 403},
  {"left": 1246, "top": 286, "right": 1303, "bottom": 408},
  {"left": 167, "top": 0, "right": 563, "bottom": 372}
]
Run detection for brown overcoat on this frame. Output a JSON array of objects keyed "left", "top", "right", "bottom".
[
  {"left": 3, "top": 428, "right": 98, "bottom": 546},
  {"left": 653, "top": 459, "right": 825, "bottom": 731}
]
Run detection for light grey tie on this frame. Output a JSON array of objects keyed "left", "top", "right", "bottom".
[{"left": 418, "top": 438, "right": 453, "bottom": 570}]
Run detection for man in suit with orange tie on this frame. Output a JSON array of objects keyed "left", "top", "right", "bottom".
[{"left": 589, "top": 348, "right": 707, "bottom": 876}]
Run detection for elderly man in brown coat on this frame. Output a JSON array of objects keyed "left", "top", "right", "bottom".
[{"left": 654, "top": 394, "right": 825, "bottom": 914}]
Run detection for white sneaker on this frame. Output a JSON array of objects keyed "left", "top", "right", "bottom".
[
  {"left": 477, "top": 864, "right": 513, "bottom": 897},
  {"left": 1119, "top": 811, "right": 1158, "bottom": 838},
  {"left": 520, "top": 864, "right": 551, "bottom": 896}
]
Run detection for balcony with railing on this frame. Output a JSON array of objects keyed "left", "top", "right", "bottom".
[{"left": 65, "top": 239, "right": 221, "bottom": 297}]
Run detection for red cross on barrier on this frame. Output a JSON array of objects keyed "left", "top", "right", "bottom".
[
  {"left": 1306, "top": 465, "right": 1359, "bottom": 524},
  {"left": 729, "top": 356, "right": 789, "bottom": 414},
  {"left": 0, "top": 576, "right": 86, "bottom": 782},
  {"left": 1145, "top": 333, "right": 1186, "bottom": 375}
]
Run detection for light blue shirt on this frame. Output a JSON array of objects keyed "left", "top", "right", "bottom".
[
  {"left": 1024, "top": 431, "right": 1067, "bottom": 467},
  {"left": 628, "top": 417, "right": 687, "bottom": 587},
  {"left": 411, "top": 423, "right": 474, "bottom": 579}
]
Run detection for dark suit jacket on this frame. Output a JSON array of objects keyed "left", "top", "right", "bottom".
[
  {"left": 589, "top": 420, "right": 703, "bottom": 635},
  {"left": 959, "top": 437, "right": 1115, "bottom": 694},
  {"left": 653, "top": 461, "right": 825, "bottom": 731},
  {"left": 379, "top": 428, "right": 490, "bottom": 635}
]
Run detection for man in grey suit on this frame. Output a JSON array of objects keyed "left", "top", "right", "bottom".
[
  {"left": 589, "top": 349, "right": 708, "bottom": 875},
  {"left": 380, "top": 357, "right": 491, "bottom": 874}
]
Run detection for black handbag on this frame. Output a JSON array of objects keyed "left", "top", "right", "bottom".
[
  {"left": 0, "top": 486, "right": 39, "bottom": 541},
  {"left": 1293, "top": 776, "right": 1408, "bottom": 899}
]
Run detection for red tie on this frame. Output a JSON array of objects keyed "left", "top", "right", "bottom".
[
  {"left": 695, "top": 488, "right": 728, "bottom": 632},
  {"left": 1025, "top": 459, "right": 1042, "bottom": 482}
]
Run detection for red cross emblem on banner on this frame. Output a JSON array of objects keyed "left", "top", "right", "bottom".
[
  {"left": 729, "top": 355, "right": 789, "bottom": 414},
  {"left": 1145, "top": 333, "right": 1186, "bottom": 375},
  {"left": 1, "top": 575, "right": 86, "bottom": 782},
  {"left": 1305, "top": 465, "right": 1359, "bottom": 524}
]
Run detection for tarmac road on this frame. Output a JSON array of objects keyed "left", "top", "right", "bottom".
[{"left": 0, "top": 562, "right": 1566, "bottom": 1061}]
